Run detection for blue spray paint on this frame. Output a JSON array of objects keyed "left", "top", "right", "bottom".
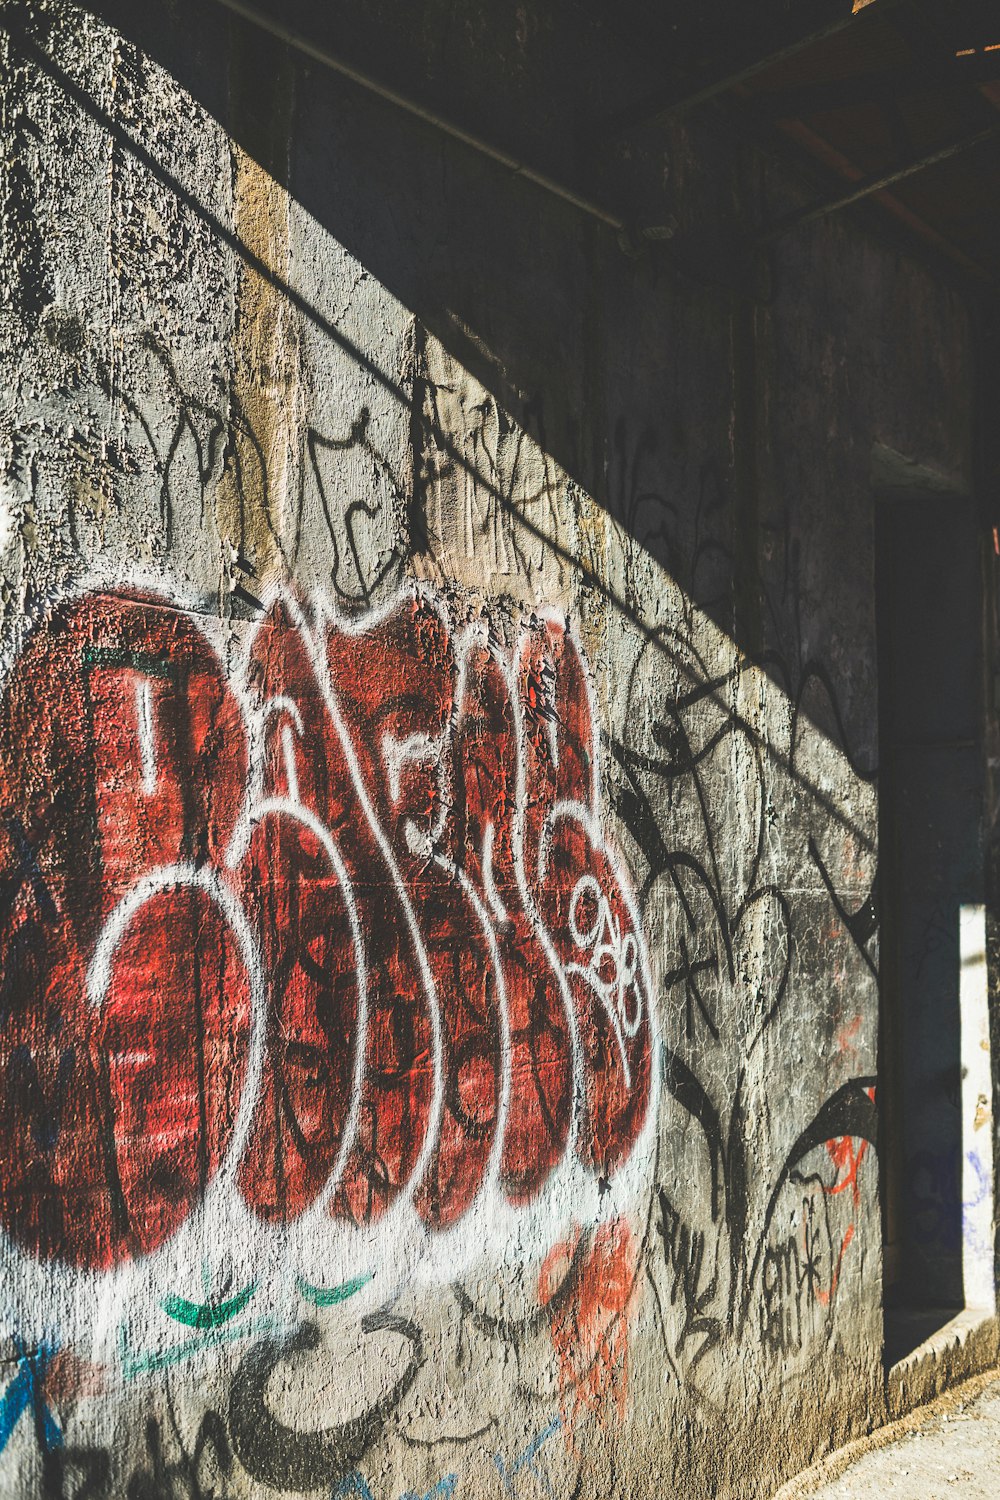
[
  {"left": 332, "top": 1471, "right": 458, "bottom": 1499},
  {"left": 0, "top": 1337, "right": 62, "bottom": 1459},
  {"left": 493, "top": 1417, "right": 562, "bottom": 1498}
]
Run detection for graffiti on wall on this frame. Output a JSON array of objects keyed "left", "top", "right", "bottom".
[
  {"left": 0, "top": 401, "right": 885, "bottom": 1495},
  {"left": 0, "top": 578, "right": 655, "bottom": 1279},
  {"left": 0, "top": 373, "right": 887, "bottom": 1496},
  {"left": 599, "top": 427, "right": 880, "bottom": 1391},
  {"left": 0, "top": 17, "right": 889, "bottom": 1474}
]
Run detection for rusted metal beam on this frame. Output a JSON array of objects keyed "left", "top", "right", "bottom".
[
  {"left": 767, "top": 116, "right": 996, "bottom": 281},
  {"left": 757, "top": 118, "right": 1000, "bottom": 241},
  {"left": 744, "top": 53, "right": 1000, "bottom": 124},
  {"left": 600, "top": 0, "right": 909, "bottom": 134}
]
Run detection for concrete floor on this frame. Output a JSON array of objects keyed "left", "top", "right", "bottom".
[{"left": 805, "top": 1377, "right": 1000, "bottom": 1499}]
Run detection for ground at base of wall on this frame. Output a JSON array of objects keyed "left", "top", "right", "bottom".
[{"left": 776, "top": 1371, "right": 1000, "bottom": 1498}]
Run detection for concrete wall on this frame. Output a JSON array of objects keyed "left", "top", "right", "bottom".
[{"left": 0, "top": 2, "right": 979, "bottom": 1495}]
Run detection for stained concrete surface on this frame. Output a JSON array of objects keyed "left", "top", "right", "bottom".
[
  {"left": 0, "top": 3, "right": 985, "bottom": 1497},
  {"left": 804, "top": 1376, "right": 1000, "bottom": 1499}
]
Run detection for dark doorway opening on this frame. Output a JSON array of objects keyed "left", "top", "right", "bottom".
[{"left": 876, "top": 467, "right": 988, "bottom": 1369}]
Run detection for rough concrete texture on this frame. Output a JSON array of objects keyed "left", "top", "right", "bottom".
[
  {"left": 0, "top": 1, "right": 984, "bottom": 1497},
  {"left": 782, "top": 1372, "right": 1000, "bottom": 1499}
]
